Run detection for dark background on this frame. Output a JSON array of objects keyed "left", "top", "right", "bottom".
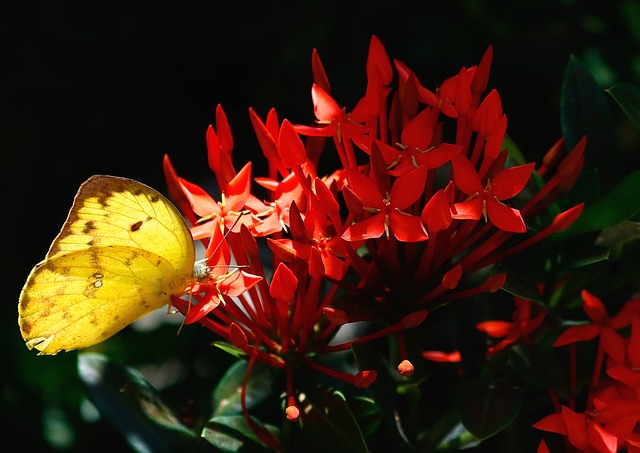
[{"left": 3, "top": 1, "right": 639, "bottom": 451}]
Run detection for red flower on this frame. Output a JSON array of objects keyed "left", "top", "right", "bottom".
[
  {"left": 554, "top": 290, "right": 640, "bottom": 364},
  {"left": 450, "top": 154, "right": 534, "bottom": 233},
  {"left": 476, "top": 297, "right": 546, "bottom": 355},
  {"left": 534, "top": 405, "right": 618, "bottom": 453},
  {"left": 341, "top": 165, "right": 429, "bottom": 242}
]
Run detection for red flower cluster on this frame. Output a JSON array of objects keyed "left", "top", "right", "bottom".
[
  {"left": 535, "top": 290, "right": 640, "bottom": 452},
  {"left": 162, "top": 36, "right": 585, "bottom": 448}
]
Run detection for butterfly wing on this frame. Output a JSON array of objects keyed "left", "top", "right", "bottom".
[
  {"left": 18, "top": 175, "right": 196, "bottom": 354},
  {"left": 47, "top": 175, "right": 195, "bottom": 275},
  {"left": 19, "top": 246, "right": 187, "bottom": 355}
]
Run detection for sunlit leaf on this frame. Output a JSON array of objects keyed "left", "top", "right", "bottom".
[
  {"left": 77, "top": 353, "right": 200, "bottom": 453},
  {"left": 213, "top": 360, "right": 273, "bottom": 417},
  {"left": 202, "top": 415, "right": 276, "bottom": 452},
  {"left": 564, "top": 169, "right": 640, "bottom": 234}
]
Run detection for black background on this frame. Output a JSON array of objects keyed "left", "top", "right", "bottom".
[{"left": 3, "top": 1, "right": 639, "bottom": 451}]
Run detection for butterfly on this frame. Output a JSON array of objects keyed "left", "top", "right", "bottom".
[{"left": 18, "top": 175, "right": 196, "bottom": 355}]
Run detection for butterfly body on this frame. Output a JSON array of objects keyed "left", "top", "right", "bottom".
[{"left": 19, "top": 175, "right": 195, "bottom": 355}]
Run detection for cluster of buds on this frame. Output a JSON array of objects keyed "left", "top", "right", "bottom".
[{"left": 163, "top": 35, "right": 585, "bottom": 448}]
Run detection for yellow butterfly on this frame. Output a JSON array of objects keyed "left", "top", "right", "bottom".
[{"left": 18, "top": 175, "right": 196, "bottom": 355}]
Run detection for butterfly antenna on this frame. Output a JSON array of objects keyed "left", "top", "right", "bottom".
[{"left": 204, "top": 212, "right": 250, "bottom": 270}]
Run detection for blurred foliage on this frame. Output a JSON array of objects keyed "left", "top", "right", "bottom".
[{"left": 5, "top": 1, "right": 640, "bottom": 451}]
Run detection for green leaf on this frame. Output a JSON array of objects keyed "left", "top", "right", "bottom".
[
  {"left": 77, "top": 353, "right": 201, "bottom": 453},
  {"left": 212, "top": 360, "right": 273, "bottom": 417},
  {"left": 348, "top": 396, "right": 381, "bottom": 438},
  {"left": 202, "top": 415, "right": 275, "bottom": 452},
  {"left": 213, "top": 341, "right": 248, "bottom": 360},
  {"left": 351, "top": 342, "right": 414, "bottom": 450},
  {"left": 607, "top": 82, "right": 640, "bottom": 131},
  {"left": 564, "top": 169, "right": 640, "bottom": 234},
  {"left": 298, "top": 388, "right": 368, "bottom": 453},
  {"left": 454, "top": 378, "right": 523, "bottom": 440},
  {"left": 508, "top": 344, "right": 570, "bottom": 399},
  {"left": 561, "top": 55, "right": 620, "bottom": 189}
]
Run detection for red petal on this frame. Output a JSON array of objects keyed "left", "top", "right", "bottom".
[
  {"left": 421, "top": 350, "right": 461, "bottom": 363},
  {"left": 587, "top": 422, "right": 617, "bottom": 453},
  {"left": 225, "top": 162, "right": 252, "bottom": 210},
  {"left": 311, "top": 49, "right": 331, "bottom": 94},
  {"left": 345, "top": 170, "right": 384, "bottom": 209},
  {"left": 450, "top": 197, "right": 483, "bottom": 220},
  {"left": 532, "top": 412, "right": 567, "bottom": 435},
  {"left": 452, "top": 154, "right": 483, "bottom": 195},
  {"left": 610, "top": 299, "right": 640, "bottom": 329},
  {"left": 389, "top": 211, "right": 428, "bottom": 242},
  {"left": 477, "top": 320, "right": 511, "bottom": 338},
  {"left": 600, "top": 327, "right": 626, "bottom": 364},
  {"left": 581, "top": 290, "right": 609, "bottom": 324},
  {"left": 215, "top": 104, "right": 233, "bottom": 153},
  {"left": 415, "top": 143, "right": 463, "bottom": 169},
  {"left": 553, "top": 324, "right": 600, "bottom": 346},
  {"left": 486, "top": 197, "right": 526, "bottom": 233},
  {"left": 472, "top": 89, "right": 502, "bottom": 136},
  {"left": 490, "top": 163, "right": 535, "bottom": 200},
  {"left": 561, "top": 406, "right": 589, "bottom": 451},
  {"left": 422, "top": 190, "right": 452, "bottom": 233},
  {"left": 312, "top": 83, "right": 341, "bottom": 121},
  {"left": 366, "top": 35, "right": 393, "bottom": 85},
  {"left": 471, "top": 45, "right": 493, "bottom": 96},
  {"left": 278, "top": 120, "right": 307, "bottom": 168},
  {"left": 179, "top": 177, "right": 220, "bottom": 218},
  {"left": 341, "top": 213, "right": 386, "bottom": 241},
  {"left": 269, "top": 262, "right": 298, "bottom": 301},
  {"left": 185, "top": 293, "right": 221, "bottom": 324},
  {"left": 400, "top": 107, "right": 435, "bottom": 150},
  {"left": 221, "top": 271, "right": 262, "bottom": 297},
  {"left": 390, "top": 165, "right": 428, "bottom": 210}
]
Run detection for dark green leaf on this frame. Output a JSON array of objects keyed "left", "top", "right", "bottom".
[
  {"left": 564, "top": 169, "right": 640, "bottom": 234},
  {"left": 454, "top": 378, "right": 523, "bottom": 440},
  {"left": 213, "top": 360, "right": 272, "bottom": 417},
  {"left": 561, "top": 55, "right": 620, "bottom": 189},
  {"left": 298, "top": 388, "right": 368, "bottom": 453},
  {"left": 348, "top": 396, "right": 381, "bottom": 438},
  {"left": 607, "top": 82, "right": 640, "bottom": 131},
  {"left": 351, "top": 342, "right": 414, "bottom": 450},
  {"left": 77, "top": 353, "right": 201, "bottom": 453},
  {"left": 203, "top": 415, "right": 276, "bottom": 453},
  {"left": 509, "top": 344, "right": 570, "bottom": 399}
]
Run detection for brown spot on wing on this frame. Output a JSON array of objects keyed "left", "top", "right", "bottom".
[
  {"left": 131, "top": 221, "right": 143, "bottom": 232},
  {"left": 83, "top": 221, "right": 96, "bottom": 234}
]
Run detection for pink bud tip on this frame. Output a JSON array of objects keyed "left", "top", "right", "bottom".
[
  {"left": 285, "top": 405, "right": 300, "bottom": 422},
  {"left": 397, "top": 360, "right": 414, "bottom": 377}
]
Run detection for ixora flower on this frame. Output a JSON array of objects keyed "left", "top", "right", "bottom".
[
  {"left": 534, "top": 292, "right": 640, "bottom": 452},
  {"left": 160, "top": 35, "right": 586, "bottom": 448}
]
